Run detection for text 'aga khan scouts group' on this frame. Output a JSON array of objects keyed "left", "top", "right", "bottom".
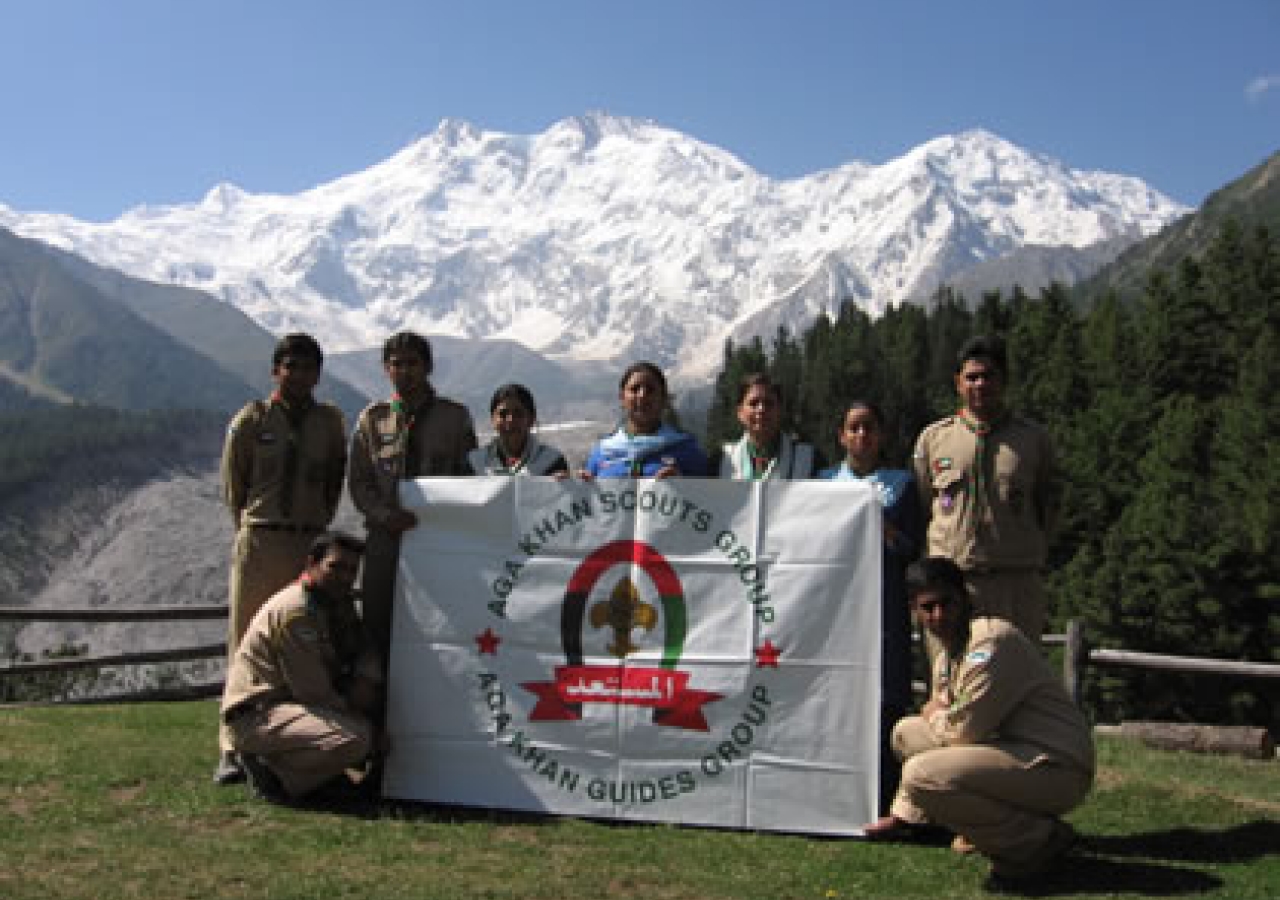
[{"left": 213, "top": 328, "right": 1091, "bottom": 884}]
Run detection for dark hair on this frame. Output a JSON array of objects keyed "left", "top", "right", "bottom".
[
  {"left": 839, "top": 399, "right": 886, "bottom": 430},
  {"left": 383, "top": 331, "right": 434, "bottom": 375},
  {"left": 272, "top": 333, "right": 323, "bottom": 369},
  {"left": 618, "top": 361, "right": 669, "bottom": 397},
  {"left": 737, "top": 372, "right": 783, "bottom": 405},
  {"left": 905, "top": 557, "right": 967, "bottom": 600},
  {"left": 955, "top": 334, "right": 1007, "bottom": 377},
  {"left": 490, "top": 383, "right": 537, "bottom": 419},
  {"left": 308, "top": 530, "right": 366, "bottom": 563}
]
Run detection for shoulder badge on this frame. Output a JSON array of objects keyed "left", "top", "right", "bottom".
[{"left": 965, "top": 649, "right": 991, "bottom": 665}]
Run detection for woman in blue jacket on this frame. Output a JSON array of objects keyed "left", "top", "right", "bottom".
[{"left": 582, "top": 362, "right": 709, "bottom": 478}]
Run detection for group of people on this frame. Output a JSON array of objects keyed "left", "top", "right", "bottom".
[{"left": 213, "top": 328, "right": 1092, "bottom": 884}]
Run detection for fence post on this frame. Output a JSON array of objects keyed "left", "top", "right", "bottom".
[{"left": 1063, "top": 619, "right": 1086, "bottom": 706}]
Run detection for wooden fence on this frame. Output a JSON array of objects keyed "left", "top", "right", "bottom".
[
  {"left": 0, "top": 604, "right": 226, "bottom": 703},
  {"left": 2, "top": 605, "right": 1278, "bottom": 708}
]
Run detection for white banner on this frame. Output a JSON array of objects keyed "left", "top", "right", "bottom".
[{"left": 383, "top": 476, "right": 882, "bottom": 835}]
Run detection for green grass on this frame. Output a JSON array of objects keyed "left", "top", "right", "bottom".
[{"left": 2, "top": 702, "right": 1276, "bottom": 899}]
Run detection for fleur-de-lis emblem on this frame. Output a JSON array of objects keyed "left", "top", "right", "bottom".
[{"left": 588, "top": 575, "right": 658, "bottom": 658}]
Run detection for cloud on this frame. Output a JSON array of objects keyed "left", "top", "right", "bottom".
[{"left": 1245, "top": 74, "right": 1280, "bottom": 101}]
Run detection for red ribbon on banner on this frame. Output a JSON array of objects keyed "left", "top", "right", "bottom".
[{"left": 522, "top": 665, "right": 722, "bottom": 731}]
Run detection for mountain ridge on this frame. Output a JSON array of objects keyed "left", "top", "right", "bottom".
[{"left": 0, "top": 114, "right": 1187, "bottom": 382}]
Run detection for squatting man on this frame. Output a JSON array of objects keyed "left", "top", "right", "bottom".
[
  {"left": 220, "top": 531, "right": 384, "bottom": 803},
  {"left": 864, "top": 557, "right": 1094, "bottom": 883}
]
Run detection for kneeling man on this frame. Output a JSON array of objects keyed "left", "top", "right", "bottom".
[
  {"left": 865, "top": 557, "right": 1094, "bottom": 880},
  {"left": 220, "top": 530, "right": 383, "bottom": 802}
]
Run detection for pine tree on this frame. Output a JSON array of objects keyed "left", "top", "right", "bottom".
[{"left": 873, "top": 302, "right": 933, "bottom": 465}]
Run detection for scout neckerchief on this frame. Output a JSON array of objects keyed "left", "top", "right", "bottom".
[
  {"left": 270, "top": 390, "right": 313, "bottom": 519},
  {"left": 956, "top": 408, "right": 1003, "bottom": 521},
  {"left": 297, "top": 572, "right": 361, "bottom": 682},
  {"left": 492, "top": 436, "right": 531, "bottom": 474},
  {"left": 725, "top": 434, "right": 813, "bottom": 480},
  {"left": 390, "top": 387, "right": 432, "bottom": 478},
  {"left": 745, "top": 438, "right": 778, "bottom": 481}
]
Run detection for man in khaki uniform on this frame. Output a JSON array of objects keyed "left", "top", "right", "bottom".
[
  {"left": 911, "top": 335, "right": 1056, "bottom": 641},
  {"left": 215, "top": 333, "right": 348, "bottom": 784},
  {"left": 222, "top": 531, "right": 382, "bottom": 803},
  {"left": 865, "top": 558, "right": 1093, "bottom": 883},
  {"left": 349, "top": 331, "right": 476, "bottom": 673}
]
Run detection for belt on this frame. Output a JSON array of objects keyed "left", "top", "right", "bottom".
[{"left": 249, "top": 522, "right": 325, "bottom": 533}]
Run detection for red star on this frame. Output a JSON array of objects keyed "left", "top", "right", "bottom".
[
  {"left": 475, "top": 628, "right": 502, "bottom": 655},
  {"left": 755, "top": 639, "right": 782, "bottom": 668}
]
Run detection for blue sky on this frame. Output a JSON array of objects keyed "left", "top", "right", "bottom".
[{"left": 2, "top": 1, "right": 1277, "bottom": 221}]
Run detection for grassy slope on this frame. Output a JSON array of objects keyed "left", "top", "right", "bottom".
[{"left": 1, "top": 702, "right": 1276, "bottom": 900}]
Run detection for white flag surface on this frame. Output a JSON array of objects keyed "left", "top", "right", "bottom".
[{"left": 383, "top": 476, "right": 882, "bottom": 835}]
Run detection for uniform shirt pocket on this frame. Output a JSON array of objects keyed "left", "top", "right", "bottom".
[
  {"left": 251, "top": 433, "right": 285, "bottom": 483},
  {"left": 994, "top": 451, "right": 1032, "bottom": 518}
]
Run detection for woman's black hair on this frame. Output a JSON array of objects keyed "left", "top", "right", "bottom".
[
  {"left": 490, "top": 383, "right": 537, "bottom": 419},
  {"left": 736, "top": 372, "right": 784, "bottom": 405},
  {"left": 618, "top": 361, "right": 669, "bottom": 397},
  {"left": 839, "top": 399, "right": 886, "bottom": 429}
]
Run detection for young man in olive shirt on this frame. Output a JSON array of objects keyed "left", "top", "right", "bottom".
[
  {"left": 348, "top": 332, "right": 476, "bottom": 673},
  {"left": 214, "top": 334, "right": 347, "bottom": 784},
  {"left": 911, "top": 335, "right": 1057, "bottom": 641}
]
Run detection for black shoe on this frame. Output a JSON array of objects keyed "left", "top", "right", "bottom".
[
  {"left": 212, "top": 751, "right": 245, "bottom": 786},
  {"left": 986, "top": 821, "right": 1078, "bottom": 887},
  {"left": 238, "top": 753, "right": 289, "bottom": 804}
]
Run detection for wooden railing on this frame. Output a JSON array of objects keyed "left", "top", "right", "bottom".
[
  {"left": 0, "top": 604, "right": 226, "bottom": 703},
  {"left": 1059, "top": 619, "right": 1280, "bottom": 705},
  {"left": 3, "top": 606, "right": 1278, "bottom": 711}
]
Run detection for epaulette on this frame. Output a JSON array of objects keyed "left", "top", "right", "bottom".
[{"left": 227, "top": 399, "right": 270, "bottom": 436}]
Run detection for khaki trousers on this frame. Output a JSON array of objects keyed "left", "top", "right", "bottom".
[
  {"left": 219, "top": 526, "right": 316, "bottom": 753},
  {"left": 359, "top": 527, "right": 401, "bottom": 670},
  {"left": 890, "top": 716, "right": 1091, "bottom": 867},
  {"left": 229, "top": 702, "right": 373, "bottom": 798},
  {"left": 965, "top": 569, "right": 1047, "bottom": 641}
]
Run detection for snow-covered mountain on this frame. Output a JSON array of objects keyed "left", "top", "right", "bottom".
[{"left": 0, "top": 113, "right": 1187, "bottom": 381}]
